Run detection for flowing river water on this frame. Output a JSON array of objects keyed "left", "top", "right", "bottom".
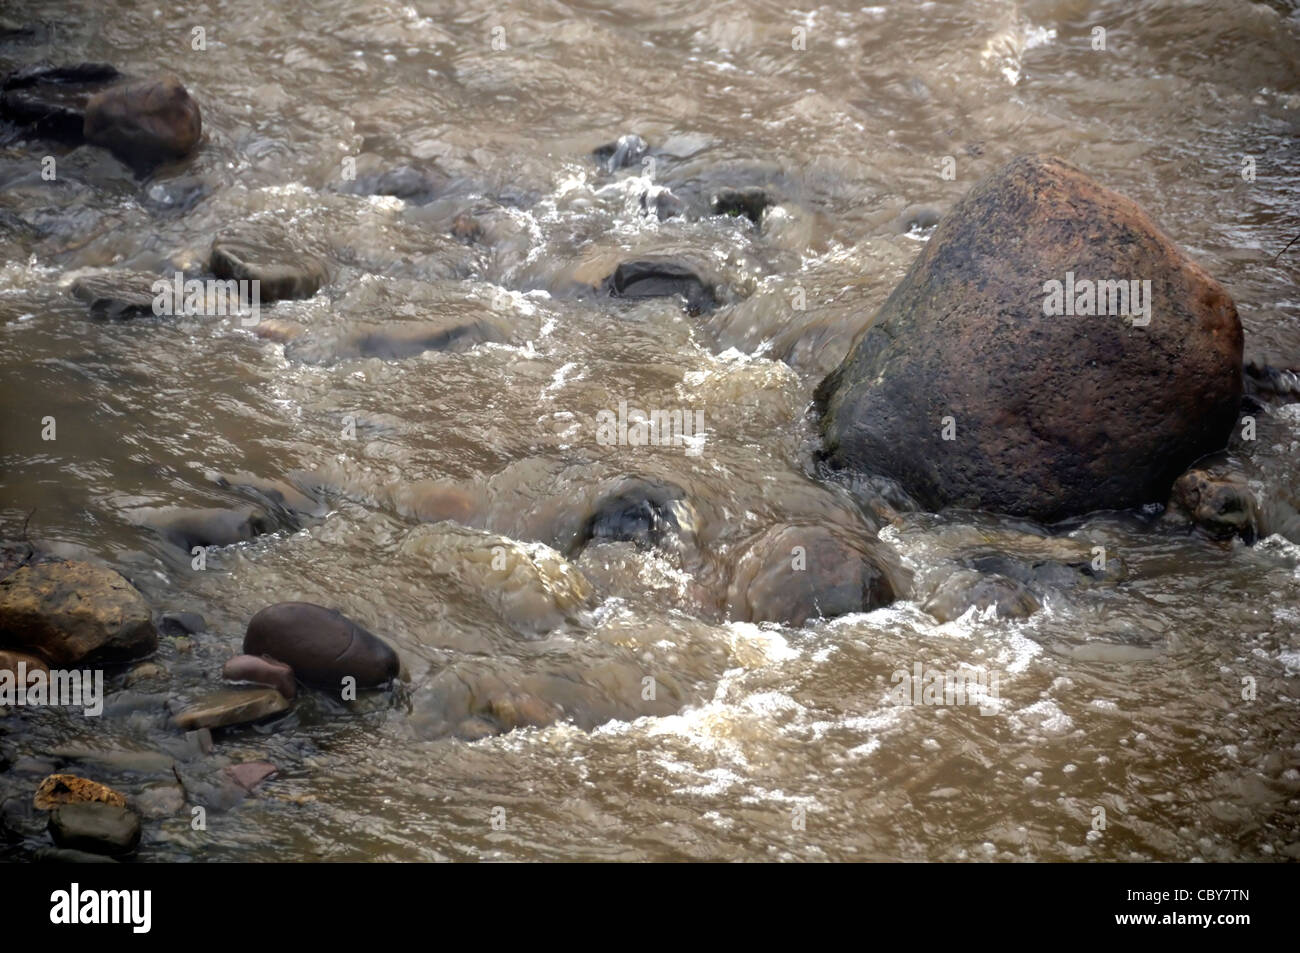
[{"left": 1, "top": 0, "right": 1299, "bottom": 861}]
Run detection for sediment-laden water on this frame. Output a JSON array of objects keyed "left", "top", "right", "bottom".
[{"left": 1, "top": 0, "right": 1299, "bottom": 861}]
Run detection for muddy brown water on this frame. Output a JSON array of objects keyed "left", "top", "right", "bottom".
[{"left": 1, "top": 0, "right": 1299, "bottom": 861}]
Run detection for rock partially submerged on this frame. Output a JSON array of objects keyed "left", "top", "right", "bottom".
[
  {"left": 817, "top": 154, "right": 1243, "bottom": 522},
  {"left": 171, "top": 687, "right": 290, "bottom": 730},
  {"left": 83, "top": 74, "right": 202, "bottom": 171},
  {"left": 0, "top": 560, "right": 157, "bottom": 666},
  {"left": 726, "top": 522, "right": 901, "bottom": 626},
  {"left": 210, "top": 229, "right": 328, "bottom": 302},
  {"left": 0, "top": 65, "right": 201, "bottom": 171},
  {"left": 1169, "top": 468, "right": 1259, "bottom": 542},
  {"left": 604, "top": 259, "right": 717, "bottom": 315},
  {"left": 48, "top": 802, "right": 141, "bottom": 856},
  {"left": 244, "top": 602, "right": 399, "bottom": 689},
  {"left": 69, "top": 270, "right": 159, "bottom": 319}
]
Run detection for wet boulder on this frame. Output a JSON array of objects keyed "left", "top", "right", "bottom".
[
  {"left": 604, "top": 259, "right": 717, "bottom": 315},
  {"left": 816, "top": 154, "right": 1244, "bottom": 522},
  {"left": 1169, "top": 468, "right": 1259, "bottom": 542},
  {"left": 726, "top": 522, "right": 901, "bottom": 626},
  {"left": 210, "top": 229, "right": 328, "bottom": 302},
  {"left": 83, "top": 74, "right": 202, "bottom": 170},
  {"left": 243, "top": 602, "right": 399, "bottom": 689},
  {"left": 0, "top": 561, "right": 156, "bottom": 666}
]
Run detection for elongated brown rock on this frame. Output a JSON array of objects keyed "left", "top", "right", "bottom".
[{"left": 243, "top": 602, "right": 399, "bottom": 689}]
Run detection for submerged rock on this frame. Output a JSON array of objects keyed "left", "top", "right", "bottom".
[
  {"left": 817, "top": 154, "right": 1243, "bottom": 522},
  {"left": 0, "top": 560, "right": 156, "bottom": 666},
  {"left": 604, "top": 259, "right": 717, "bottom": 315},
  {"left": 171, "top": 687, "right": 290, "bottom": 730},
  {"left": 143, "top": 505, "right": 280, "bottom": 551},
  {"left": 48, "top": 802, "right": 141, "bottom": 856},
  {"left": 726, "top": 522, "right": 901, "bottom": 626},
  {"left": 159, "top": 611, "right": 206, "bottom": 636},
  {"left": 83, "top": 74, "right": 202, "bottom": 170},
  {"left": 343, "top": 165, "right": 441, "bottom": 204},
  {"left": 33, "top": 774, "right": 127, "bottom": 811},
  {"left": 243, "top": 602, "right": 399, "bottom": 689},
  {"left": 282, "top": 315, "right": 507, "bottom": 365},
  {"left": 923, "top": 569, "right": 1041, "bottom": 623},
  {"left": 1170, "top": 468, "right": 1259, "bottom": 542},
  {"left": 69, "top": 270, "right": 159, "bottom": 319},
  {"left": 224, "top": 761, "right": 277, "bottom": 793},
  {"left": 210, "top": 229, "right": 328, "bottom": 302}
]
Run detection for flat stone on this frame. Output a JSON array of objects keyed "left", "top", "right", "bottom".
[
  {"left": 171, "top": 687, "right": 290, "bottom": 730},
  {"left": 210, "top": 230, "right": 328, "bottom": 302},
  {"left": 69, "top": 270, "right": 160, "bottom": 319}
]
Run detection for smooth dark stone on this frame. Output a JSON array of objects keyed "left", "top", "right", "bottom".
[
  {"left": 159, "top": 611, "right": 206, "bottom": 636},
  {"left": 563, "top": 478, "right": 693, "bottom": 557},
  {"left": 243, "top": 602, "right": 399, "bottom": 689},
  {"left": 83, "top": 74, "right": 202, "bottom": 170},
  {"left": 47, "top": 802, "right": 141, "bottom": 856}
]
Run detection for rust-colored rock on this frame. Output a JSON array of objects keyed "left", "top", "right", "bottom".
[
  {"left": 817, "top": 154, "right": 1243, "bottom": 521},
  {"left": 34, "top": 774, "right": 127, "bottom": 811}
]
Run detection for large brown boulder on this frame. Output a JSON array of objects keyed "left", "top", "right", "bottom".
[
  {"left": 816, "top": 154, "right": 1243, "bottom": 521},
  {"left": 83, "top": 74, "right": 201, "bottom": 169},
  {"left": 0, "top": 561, "right": 156, "bottom": 666}
]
